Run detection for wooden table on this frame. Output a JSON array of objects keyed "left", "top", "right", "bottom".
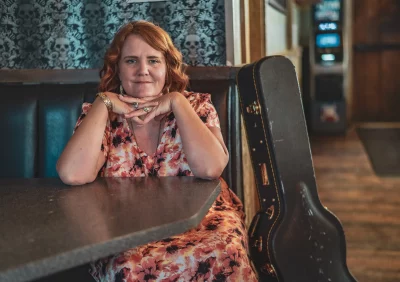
[{"left": 0, "top": 177, "right": 221, "bottom": 282}]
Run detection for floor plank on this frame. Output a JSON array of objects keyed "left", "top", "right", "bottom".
[{"left": 311, "top": 127, "right": 400, "bottom": 282}]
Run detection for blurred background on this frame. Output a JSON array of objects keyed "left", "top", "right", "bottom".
[{"left": 1, "top": 1, "right": 399, "bottom": 281}]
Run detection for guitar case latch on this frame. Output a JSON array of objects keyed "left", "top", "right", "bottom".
[
  {"left": 266, "top": 205, "right": 275, "bottom": 219},
  {"left": 261, "top": 263, "right": 277, "bottom": 276},
  {"left": 246, "top": 101, "right": 261, "bottom": 115},
  {"left": 253, "top": 236, "right": 263, "bottom": 252}
]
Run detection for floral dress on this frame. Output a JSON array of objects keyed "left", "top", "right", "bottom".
[{"left": 74, "top": 91, "right": 258, "bottom": 282}]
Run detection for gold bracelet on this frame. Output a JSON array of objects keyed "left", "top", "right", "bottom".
[{"left": 96, "top": 92, "right": 113, "bottom": 112}]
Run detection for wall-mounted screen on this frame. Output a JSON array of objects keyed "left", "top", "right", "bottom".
[
  {"left": 314, "top": 0, "right": 341, "bottom": 22},
  {"left": 318, "top": 22, "right": 338, "bottom": 31},
  {"left": 321, "top": 54, "right": 336, "bottom": 62},
  {"left": 316, "top": 33, "right": 341, "bottom": 48}
]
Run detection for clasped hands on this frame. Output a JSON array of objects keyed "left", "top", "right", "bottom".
[{"left": 104, "top": 92, "right": 177, "bottom": 125}]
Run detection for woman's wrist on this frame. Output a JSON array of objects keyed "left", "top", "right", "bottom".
[
  {"left": 170, "top": 92, "right": 186, "bottom": 112},
  {"left": 93, "top": 95, "right": 112, "bottom": 117},
  {"left": 96, "top": 92, "right": 113, "bottom": 112}
]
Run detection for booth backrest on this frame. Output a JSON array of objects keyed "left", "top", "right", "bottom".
[
  {"left": 0, "top": 83, "right": 97, "bottom": 178},
  {"left": 0, "top": 67, "right": 243, "bottom": 198}
]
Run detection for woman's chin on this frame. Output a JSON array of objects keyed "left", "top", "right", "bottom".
[
  {"left": 126, "top": 91, "right": 162, "bottom": 99},
  {"left": 126, "top": 91, "right": 157, "bottom": 98}
]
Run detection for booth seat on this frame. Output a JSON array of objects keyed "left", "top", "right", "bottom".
[
  {"left": 0, "top": 67, "right": 242, "bottom": 282},
  {"left": 0, "top": 67, "right": 243, "bottom": 199}
]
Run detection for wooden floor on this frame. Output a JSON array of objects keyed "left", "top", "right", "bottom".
[{"left": 310, "top": 127, "right": 400, "bottom": 282}]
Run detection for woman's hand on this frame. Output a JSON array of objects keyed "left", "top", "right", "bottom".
[
  {"left": 104, "top": 92, "right": 158, "bottom": 122},
  {"left": 119, "top": 92, "right": 178, "bottom": 124}
]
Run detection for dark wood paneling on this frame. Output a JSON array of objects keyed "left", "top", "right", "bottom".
[
  {"left": 352, "top": 52, "right": 381, "bottom": 121},
  {"left": 352, "top": 0, "right": 400, "bottom": 122},
  {"left": 353, "top": 0, "right": 400, "bottom": 44},
  {"left": 379, "top": 0, "right": 400, "bottom": 44},
  {"left": 0, "top": 66, "right": 240, "bottom": 84},
  {"left": 381, "top": 51, "right": 400, "bottom": 121},
  {"left": 353, "top": 0, "right": 380, "bottom": 44},
  {"left": 0, "top": 69, "right": 100, "bottom": 83},
  {"left": 311, "top": 127, "right": 400, "bottom": 282}
]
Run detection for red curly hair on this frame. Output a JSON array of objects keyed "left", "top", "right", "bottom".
[{"left": 99, "top": 21, "right": 188, "bottom": 94}]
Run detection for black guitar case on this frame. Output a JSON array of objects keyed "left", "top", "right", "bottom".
[{"left": 237, "top": 56, "right": 356, "bottom": 282}]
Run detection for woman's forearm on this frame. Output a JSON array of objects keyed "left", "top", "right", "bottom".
[
  {"left": 56, "top": 98, "right": 108, "bottom": 185},
  {"left": 171, "top": 93, "right": 229, "bottom": 179}
]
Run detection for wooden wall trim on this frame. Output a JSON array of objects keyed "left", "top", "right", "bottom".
[
  {"left": 240, "top": 0, "right": 251, "bottom": 64},
  {"left": 249, "top": 0, "right": 266, "bottom": 62},
  {"left": 0, "top": 69, "right": 100, "bottom": 83},
  {"left": 0, "top": 66, "right": 241, "bottom": 84},
  {"left": 186, "top": 66, "right": 240, "bottom": 80}
]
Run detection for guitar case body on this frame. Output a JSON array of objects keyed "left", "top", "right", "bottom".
[{"left": 237, "top": 56, "right": 356, "bottom": 282}]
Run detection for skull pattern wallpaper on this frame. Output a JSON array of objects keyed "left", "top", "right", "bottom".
[{"left": 0, "top": 0, "right": 226, "bottom": 69}]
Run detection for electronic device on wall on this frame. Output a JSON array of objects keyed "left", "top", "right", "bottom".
[
  {"left": 308, "top": 0, "right": 348, "bottom": 134},
  {"left": 312, "top": 0, "right": 344, "bottom": 65}
]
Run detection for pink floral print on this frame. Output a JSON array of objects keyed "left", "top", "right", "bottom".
[{"left": 74, "top": 91, "right": 258, "bottom": 281}]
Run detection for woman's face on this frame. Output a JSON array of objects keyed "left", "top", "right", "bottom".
[{"left": 118, "top": 34, "right": 167, "bottom": 98}]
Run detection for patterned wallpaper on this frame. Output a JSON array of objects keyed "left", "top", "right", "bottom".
[{"left": 0, "top": 0, "right": 226, "bottom": 69}]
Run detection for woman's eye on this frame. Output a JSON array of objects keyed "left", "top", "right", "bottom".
[
  {"left": 126, "top": 59, "right": 136, "bottom": 64},
  {"left": 149, "top": 59, "right": 160, "bottom": 64}
]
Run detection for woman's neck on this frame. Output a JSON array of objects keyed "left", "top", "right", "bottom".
[
  {"left": 128, "top": 118, "right": 163, "bottom": 155},
  {"left": 129, "top": 119, "right": 159, "bottom": 132}
]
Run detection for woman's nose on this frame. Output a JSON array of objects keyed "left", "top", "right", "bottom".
[{"left": 137, "top": 61, "right": 149, "bottom": 75}]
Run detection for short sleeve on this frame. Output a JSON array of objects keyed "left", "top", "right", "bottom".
[
  {"left": 73, "top": 103, "right": 111, "bottom": 158},
  {"left": 187, "top": 92, "right": 221, "bottom": 128}
]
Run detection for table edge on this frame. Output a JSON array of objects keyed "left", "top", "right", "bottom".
[{"left": 0, "top": 180, "right": 221, "bottom": 282}]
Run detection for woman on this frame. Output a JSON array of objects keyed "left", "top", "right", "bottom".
[{"left": 57, "top": 21, "right": 257, "bottom": 281}]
